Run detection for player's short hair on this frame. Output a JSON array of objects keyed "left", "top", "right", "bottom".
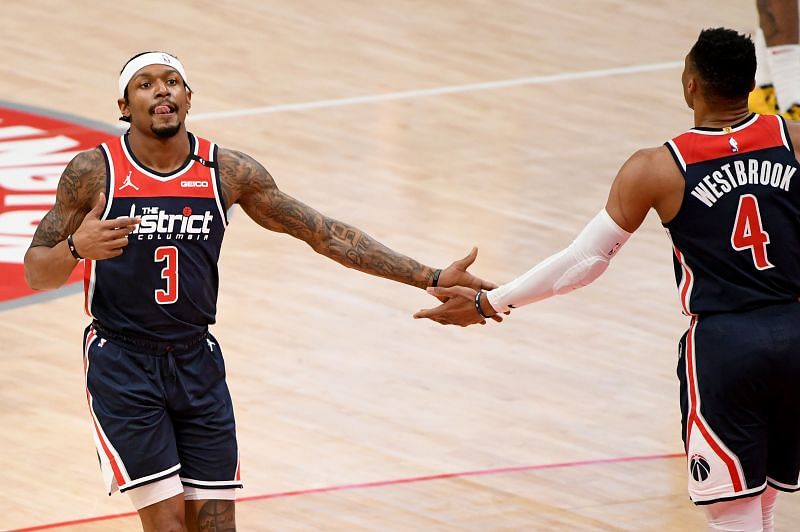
[
  {"left": 118, "top": 51, "right": 188, "bottom": 122},
  {"left": 689, "top": 28, "right": 755, "bottom": 101}
]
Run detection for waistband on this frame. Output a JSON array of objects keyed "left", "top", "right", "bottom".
[{"left": 91, "top": 321, "right": 208, "bottom": 355}]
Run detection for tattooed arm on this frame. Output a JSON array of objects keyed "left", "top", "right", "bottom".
[
  {"left": 218, "top": 148, "right": 494, "bottom": 291},
  {"left": 24, "top": 149, "right": 139, "bottom": 290}
]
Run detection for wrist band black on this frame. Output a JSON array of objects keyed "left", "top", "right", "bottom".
[
  {"left": 475, "top": 290, "right": 491, "bottom": 319},
  {"left": 67, "top": 234, "right": 83, "bottom": 260},
  {"left": 431, "top": 268, "right": 442, "bottom": 287}
]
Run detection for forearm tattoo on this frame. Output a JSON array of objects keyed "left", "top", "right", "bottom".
[
  {"left": 30, "top": 149, "right": 104, "bottom": 248},
  {"left": 325, "top": 219, "right": 432, "bottom": 288},
  {"left": 218, "top": 148, "right": 433, "bottom": 288}
]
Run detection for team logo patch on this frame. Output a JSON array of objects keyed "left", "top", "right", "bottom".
[
  {"left": 0, "top": 103, "right": 115, "bottom": 308},
  {"left": 690, "top": 453, "right": 711, "bottom": 482}
]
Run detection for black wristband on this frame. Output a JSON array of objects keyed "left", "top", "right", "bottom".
[
  {"left": 475, "top": 290, "right": 491, "bottom": 319},
  {"left": 67, "top": 234, "right": 83, "bottom": 260},
  {"left": 431, "top": 268, "right": 442, "bottom": 287}
]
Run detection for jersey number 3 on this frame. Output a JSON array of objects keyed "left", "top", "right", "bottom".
[
  {"left": 154, "top": 246, "right": 179, "bottom": 304},
  {"left": 731, "top": 194, "right": 774, "bottom": 270}
]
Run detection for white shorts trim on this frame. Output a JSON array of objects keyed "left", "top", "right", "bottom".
[
  {"left": 767, "top": 476, "right": 800, "bottom": 491},
  {"left": 127, "top": 474, "right": 184, "bottom": 510},
  {"left": 184, "top": 486, "right": 237, "bottom": 501}
]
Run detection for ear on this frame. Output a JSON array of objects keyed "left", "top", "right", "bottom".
[
  {"left": 186, "top": 90, "right": 192, "bottom": 110},
  {"left": 117, "top": 97, "right": 130, "bottom": 120},
  {"left": 686, "top": 76, "right": 698, "bottom": 96}
]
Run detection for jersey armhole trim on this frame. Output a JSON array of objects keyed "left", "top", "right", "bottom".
[
  {"left": 98, "top": 143, "right": 115, "bottom": 221},
  {"left": 210, "top": 143, "right": 228, "bottom": 226},
  {"left": 778, "top": 115, "right": 795, "bottom": 153},
  {"left": 665, "top": 140, "right": 687, "bottom": 176}
]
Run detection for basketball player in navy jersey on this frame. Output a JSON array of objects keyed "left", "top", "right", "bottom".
[
  {"left": 23, "top": 52, "right": 495, "bottom": 531},
  {"left": 417, "top": 29, "right": 800, "bottom": 530}
]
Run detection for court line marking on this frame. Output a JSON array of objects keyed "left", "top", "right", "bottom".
[
  {"left": 11, "top": 452, "right": 683, "bottom": 531},
  {"left": 187, "top": 61, "right": 683, "bottom": 122}
]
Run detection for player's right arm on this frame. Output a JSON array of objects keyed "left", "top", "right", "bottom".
[
  {"left": 24, "top": 149, "right": 139, "bottom": 290},
  {"left": 415, "top": 147, "right": 681, "bottom": 326}
]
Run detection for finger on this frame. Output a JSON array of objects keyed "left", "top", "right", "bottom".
[
  {"left": 107, "top": 226, "right": 136, "bottom": 238},
  {"left": 413, "top": 307, "right": 439, "bottom": 319},
  {"left": 490, "top": 315, "right": 504, "bottom": 323},
  {"left": 480, "top": 279, "right": 499, "bottom": 290},
  {"left": 426, "top": 286, "right": 474, "bottom": 299},
  {"left": 87, "top": 192, "right": 106, "bottom": 219},
  {"left": 108, "top": 237, "right": 132, "bottom": 249},
  {"left": 101, "top": 217, "right": 140, "bottom": 229},
  {"left": 453, "top": 246, "right": 478, "bottom": 269},
  {"left": 426, "top": 286, "right": 458, "bottom": 299}
]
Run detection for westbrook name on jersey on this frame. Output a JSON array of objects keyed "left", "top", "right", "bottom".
[
  {"left": 85, "top": 132, "right": 228, "bottom": 342},
  {"left": 664, "top": 113, "right": 800, "bottom": 316}
]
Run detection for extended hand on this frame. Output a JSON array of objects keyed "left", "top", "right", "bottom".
[
  {"left": 72, "top": 193, "right": 140, "bottom": 260},
  {"left": 437, "top": 247, "right": 497, "bottom": 295},
  {"left": 413, "top": 285, "right": 504, "bottom": 326}
]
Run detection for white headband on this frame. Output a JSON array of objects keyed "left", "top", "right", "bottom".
[{"left": 118, "top": 52, "right": 190, "bottom": 98}]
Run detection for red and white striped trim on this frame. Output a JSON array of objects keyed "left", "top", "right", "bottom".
[
  {"left": 208, "top": 142, "right": 228, "bottom": 226},
  {"left": 83, "top": 144, "right": 115, "bottom": 318},
  {"left": 670, "top": 239, "right": 695, "bottom": 316},
  {"left": 777, "top": 115, "right": 792, "bottom": 151},
  {"left": 685, "top": 319, "right": 747, "bottom": 494},
  {"left": 83, "top": 328, "right": 130, "bottom": 493},
  {"left": 120, "top": 133, "right": 199, "bottom": 181},
  {"left": 689, "top": 114, "right": 760, "bottom": 136},
  {"left": 666, "top": 139, "right": 687, "bottom": 172}
]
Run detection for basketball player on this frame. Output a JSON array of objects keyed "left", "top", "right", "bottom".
[
  {"left": 417, "top": 29, "right": 800, "bottom": 531},
  {"left": 749, "top": 0, "right": 800, "bottom": 119},
  {"left": 23, "top": 52, "right": 495, "bottom": 531}
]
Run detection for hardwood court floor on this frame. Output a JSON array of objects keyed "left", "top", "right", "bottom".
[{"left": 2, "top": 1, "right": 799, "bottom": 530}]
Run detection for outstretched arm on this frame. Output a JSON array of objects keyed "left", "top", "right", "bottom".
[
  {"left": 218, "top": 148, "right": 494, "bottom": 291},
  {"left": 414, "top": 147, "right": 675, "bottom": 326},
  {"left": 24, "top": 149, "right": 139, "bottom": 290}
]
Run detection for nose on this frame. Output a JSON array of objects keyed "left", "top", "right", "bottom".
[{"left": 154, "top": 79, "right": 170, "bottom": 96}]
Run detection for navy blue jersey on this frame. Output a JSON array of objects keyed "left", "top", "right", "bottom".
[
  {"left": 664, "top": 114, "right": 800, "bottom": 316},
  {"left": 85, "top": 133, "right": 227, "bottom": 342}
]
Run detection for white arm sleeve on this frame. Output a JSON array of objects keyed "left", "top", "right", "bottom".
[{"left": 486, "top": 209, "right": 631, "bottom": 313}]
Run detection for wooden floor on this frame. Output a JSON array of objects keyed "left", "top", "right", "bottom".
[{"left": 3, "top": 0, "right": 799, "bottom": 530}]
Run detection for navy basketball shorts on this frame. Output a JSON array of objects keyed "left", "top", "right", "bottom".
[
  {"left": 82, "top": 324, "right": 242, "bottom": 495},
  {"left": 677, "top": 302, "right": 800, "bottom": 504}
]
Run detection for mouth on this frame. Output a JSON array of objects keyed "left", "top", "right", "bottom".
[{"left": 151, "top": 103, "right": 177, "bottom": 116}]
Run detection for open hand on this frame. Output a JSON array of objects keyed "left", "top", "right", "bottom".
[
  {"left": 414, "top": 285, "right": 505, "bottom": 326},
  {"left": 436, "top": 247, "right": 497, "bottom": 299}
]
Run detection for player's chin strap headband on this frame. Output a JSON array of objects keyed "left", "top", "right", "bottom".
[{"left": 118, "top": 52, "right": 191, "bottom": 98}]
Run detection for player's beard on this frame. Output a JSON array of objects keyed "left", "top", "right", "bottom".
[{"left": 151, "top": 121, "right": 182, "bottom": 138}]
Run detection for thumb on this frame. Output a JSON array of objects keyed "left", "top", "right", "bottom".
[
  {"left": 426, "top": 285, "right": 474, "bottom": 299},
  {"left": 426, "top": 286, "right": 456, "bottom": 299},
  {"left": 454, "top": 246, "right": 478, "bottom": 269},
  {"left": 88, "top": 193, "right": 106, "bottom": 218}
]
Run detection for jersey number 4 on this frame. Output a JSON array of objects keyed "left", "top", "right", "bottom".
[
  {"left": 731, "top": 194, "right": 774, "bottom": 270},
  {"left": 154, "top": 246, "right": 179, "bottom": 304}
]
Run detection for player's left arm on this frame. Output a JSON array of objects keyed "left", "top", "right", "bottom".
[
  {"left": 217, "top": 148, "right": 496, "bottom": 293},
  {"left": 415, "top": 147, "right": 673, "bottom": 326}
]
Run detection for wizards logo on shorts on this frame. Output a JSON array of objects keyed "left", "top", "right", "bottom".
[{"left": 690, "top": 453, "right": 711, "bottom": 482}]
